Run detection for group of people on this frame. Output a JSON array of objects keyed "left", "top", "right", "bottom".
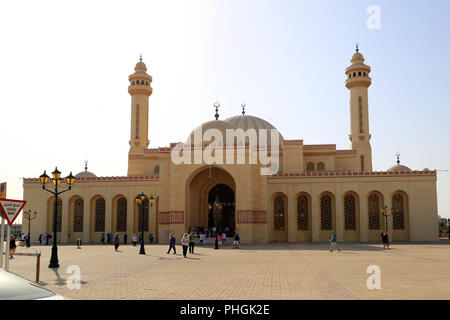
[
  {"left": 100, "top": 232, "right": 156, "bottom": 247},
  {"left": 329, "top": 230, "right": 391, "bottom": 252},
  {"left": 38, "top": 233, "right": 52, "bottom": 245}
]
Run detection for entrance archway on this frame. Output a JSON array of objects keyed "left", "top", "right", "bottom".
[{"left": 186, "top": 166, "right": 236, "bottom": 233}]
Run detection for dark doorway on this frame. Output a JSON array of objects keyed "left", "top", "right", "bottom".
[{"left": 208, "top": 184, "right": 235, "bottom": 234}]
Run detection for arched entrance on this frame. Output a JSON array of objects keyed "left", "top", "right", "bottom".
[{"left": 186, "top": 166, "right": 236, "bottom": 234}]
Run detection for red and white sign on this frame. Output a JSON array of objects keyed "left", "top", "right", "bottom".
[{"left": 0, "top": 199, "right": 27, "bottom": 226}]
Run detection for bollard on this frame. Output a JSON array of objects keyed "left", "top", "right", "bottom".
[{"left": 36, "top": 253, "right": 41, "bottom": 282}]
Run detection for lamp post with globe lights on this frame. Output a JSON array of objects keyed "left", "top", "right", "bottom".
[
  {"left": 39, "top": 168, "right": 75, "bottom": 268},
  {"left": 23, "top": 210, "right": 37, "bottom": 247}
]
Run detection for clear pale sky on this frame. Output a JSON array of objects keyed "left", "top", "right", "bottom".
[{"left": 1, "top": 0, "right": 449, "bottom": 219}]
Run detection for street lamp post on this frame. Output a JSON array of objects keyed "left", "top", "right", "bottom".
[
  {"left": 23, "top": 210, "right": 37, "bottom": 247},
  {"left": 381, "top": 206, "right": 394, "bottom": 232},
  {"left": 135, "top": 193, "right": 155, "bottom": 255},
  {"left": 40, "top": 168, "right": 75, "bottom": 268}
]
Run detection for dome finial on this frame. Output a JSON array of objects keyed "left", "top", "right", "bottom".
[
  {"left": 396, "top": 153, "right": 400, "bottom": 165},
  {"left": 241, "top": 103, "right": 246, "bottom": 115},
  {"left": 356, "top": 43, "right": 359, "bottom": 53},
  {"left": 84, "top": 159, "right": 88, "bottom": 172},
  {"left": 214, "top": 101, "right": 220, "bottom": 120},
  {"left": 139, "top": 54, "right": 142, "bottom": 62}
]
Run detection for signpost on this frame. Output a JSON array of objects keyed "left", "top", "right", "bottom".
[
  {"left": 0, "top": 198, "right": 27, "bottom": 271},
  {"left": 0, "top": 183, "right": 6, "bottom": 269}
]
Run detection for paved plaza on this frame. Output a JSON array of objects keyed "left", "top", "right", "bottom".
[{"left": 6, "top": 241, "right": 450, "bottom": 300}]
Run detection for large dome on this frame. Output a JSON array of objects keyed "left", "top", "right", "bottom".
[
  {"left": 186, "top": 115, "right": 284, "bottom": 147},
  {"left": 224, "top": 114, "right": 284, "bottom": 146},
  {"left": 387, "top": 164, "right": 411, "bottom": 172},
  {"left": 75, "top": 170, "right": 97, "bottom": 178}
]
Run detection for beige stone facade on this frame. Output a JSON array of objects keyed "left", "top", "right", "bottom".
[{"left": 22, "top": 50, "right": 439, "bottom": 244}]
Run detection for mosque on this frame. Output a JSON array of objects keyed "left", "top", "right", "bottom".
[{"left": 22, "top": 49, "right": 438, "bottom": 244}]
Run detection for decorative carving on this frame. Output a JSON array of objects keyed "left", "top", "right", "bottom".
[
  {"left": 344, "top": 194, "right": 356, "bottom": 230},
  {"left": 236, "top": 210, "right": 267, "bottom": 224},
  {"left": 95, "top": 198, "right": 105, "bottom": 232},
  {"left": 320, "top": 194, "right": 332, "bottom": 230},
  {"left": 274, "top": 196, "right": 285, "bottom": 231},
  {"left": 116, "top": 197, "right": 127, "bottom": 232},
  {"left": 317, "top": 162, "right": 325, "bottom": 171},
  {"left": 73, "top": 198, "right": 84, "bottom": 232},
  {"left": 297, "top": 195, "right": 309, "bottom": 230},
  {"left": 368, "top": 193, "right": 380, "bottom": 230},
  {"left": 392, "top": 193, "right": 405, "bottom": 230},
  {"left": 158, "top": 211, "right": 184, "bottom": 225},
  {"left": 306, "top": 162, "right": 315, "bottom": 171}
]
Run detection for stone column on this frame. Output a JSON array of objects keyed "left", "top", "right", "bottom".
[
  {"left": 82, "top": 194, "right": 91, "bottom": 244},
  {"left": 127, "top": 195, "right": 134, "bottom": 241},
  {"left": 335, "top": 186, "right": 344, "bottom": 242},
  {"left": 105, "top": 196, "right": 112, "bottom": 236},
  {"left": 311, "top": 187, "right": 320, "bottom": 242},
  {"left": 360, "top": 188, "right": 368, "bottom": 241},
  {"left": 287, "top": 185, "right": 296, "bottom": 242}
]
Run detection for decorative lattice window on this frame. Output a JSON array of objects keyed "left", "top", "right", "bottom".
[
  {"left": 392, "top": 193, "right": 405, "bottom": 230},
  {"left": 274, "top": 195, "right": 285, "bottom": 231},
  {"left": 368, "top": 193, "right": 380, "bottom": 230},
  {"left": 359, "top": 96, "right": 363, "bottom": 133},
  {"left": 317, "top": 162, "right": 325, "bottom": 171},
  {"left": 306, "top": 162, "right": 315, "bottom": 171},
  {"left": 52, "top": 198, "right": 63, "bottom": 232},
  {"left": 320, "top": 194, "right": 332, "bottom": 230},
  {"left": 344, "top": 194, "right": 356, "bottom": 230},
  {"left": 116, "top": 197, "right": 127, "bottom": 232},
  {"left": 73, "top": 198, "right": 84, "bottom": 232},
  {"left": 361, "top": 155, "right": 365, "bottom": 171},
  {"left": 154, "top": 165, "right": 160, "bottom": 173},
  {"left": 138, "top": 199, "right": 149, "bottom": 232},
  {"left": 297, "top": 195, "right": 309, "bottom": 230},
  {"left": 95, "top": 198, "right": 105, "bottom": 232}
]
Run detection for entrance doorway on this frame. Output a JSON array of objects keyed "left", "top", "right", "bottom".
[{"left": 208, "top": 184, "right": 235, "bottom": 235}]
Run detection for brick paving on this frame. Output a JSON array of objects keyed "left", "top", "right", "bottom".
[{"left": 5, "top": 241, "right": 450, "bottom": 300}]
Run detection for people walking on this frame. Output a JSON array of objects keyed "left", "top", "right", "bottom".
[
  {"left": 217, "top": 233, "right": 223, "bottom": 247},
  {"left": 381, "top": 231, "right": 390, "bottom": 249},
  {"left": 9, "top": 235, "right": 17, "bottom": 259},
  {"left": 233, "top": 233, "right": 240, "bottom": 249},
  {"left": 329, "top": 230, "right": 341, "bottom": 252},
  {"left": 199, "top": 232, "right": 206, "bottom": 246},
  {"left": 124, "top": 233, "right": 128, "bottom": 245},
  {"left": 222, "top": 232, "right": 227, "bottom": 246},
  {"left": 132, "top": 234, "right": 137, "bottom": 247},
  {"left": 100, "top": 233, "right": 105, "bottom": 244},
  {"left": 167, "top": 234, "right": 177, "bottom": 254},
  {"left": 149, "top": 233, "right": 154, "bottom": 244},
  {"left": 181, "top": 233, "right": 189, "bottom": 258},
  {"left": 45, "top": 233, "right": 51, "bottom": 245},
  {"left": 114, "top": 233, "right": 120, "bottom": 251},
  {"left": 188, "top": 232, "right": 195, "bottom": 254}
]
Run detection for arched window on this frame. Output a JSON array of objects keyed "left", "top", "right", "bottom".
[
  {"left": 349, "top": 73, "right": 351, "bottom": 79},
  {"left": 146, "top": 81, "right": 148, "bottom": 85},
  {"left": 73, "top": 198, "right": 84, "bottom": 232},
  {"left": 306, "top": 162, "right": 315, "bottom": 171},
  {"left": 320, "top": 194, "right": 332, "bottom": 230},
  {"left": 368, "top": 193, "right": 380, "bottom": 230},
  {"left": 358, "top": 97, "right": 363, "bottom": 133},
  {"left": 154, "top": 165, "right": 160, "bottom": 173},
  {"left": 135, "top": 104, "right": 140, "bottom": 139},
  {"left": 94, "top": 198, "right": 105, "bottom": 232},
  {"left": 138, "top": 198, "right": 149, "bottom": 232},
  {"left": 392, "top": 193, "right": 405, "bottom": 230},
  {"left": 360, "top": 155, "right": 365, "bottom": 171},
  {"left": 317, "top": 162, "right": 325, "bottom": 171},
  {"left": 116, "top": 197, "right": 127, "bottom": 232},
  {"left": 353, "top": 72, "right": 356, "bottom": 77},
  {"left": 274, "top": 195, "right": 285, "bottom": 231},
  {"left": 344, "top": 194, "right": 356, "bottom": 230},
  {"left": 297, "top": 194, "right": 309, "bottom": 230},
  {"left": 363, "top": 72, "right": 366, "bottom": 76},
  {"left": 358, "top": 71, "right": 362, "bottom": 76}
]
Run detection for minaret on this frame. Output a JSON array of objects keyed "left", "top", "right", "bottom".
[
  {"left": 345, "top": 46, "right": 373, "bottom": 171},
  {"left": 128, "top": 55, "right": 152, "bottom": 154}
]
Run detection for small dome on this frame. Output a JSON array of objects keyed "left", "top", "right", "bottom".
[
  {"left": 75, "top": 171, "right": 97, "bottom": 178},
  {"left": 351, "top": 52, "right": 364, "bottom": 63},
  {"left": 387, "top": 164, "right": 411, "bottom": 172},
  {"left": 134, "top": 61, "right": 147, "bottom": 73},
  {"left": 186, "top": 120, "right": 234, "bottom": 144},
  {"left": 224, "top": 114, "right": 284, "bottom": 146}
]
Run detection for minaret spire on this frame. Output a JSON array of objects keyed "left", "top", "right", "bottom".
[
  {"left": 241, "top": 103, "right": 246, "bottom": 115},
  {"left": 214, "top": 102, "right": 220, "bottom": 120}
]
